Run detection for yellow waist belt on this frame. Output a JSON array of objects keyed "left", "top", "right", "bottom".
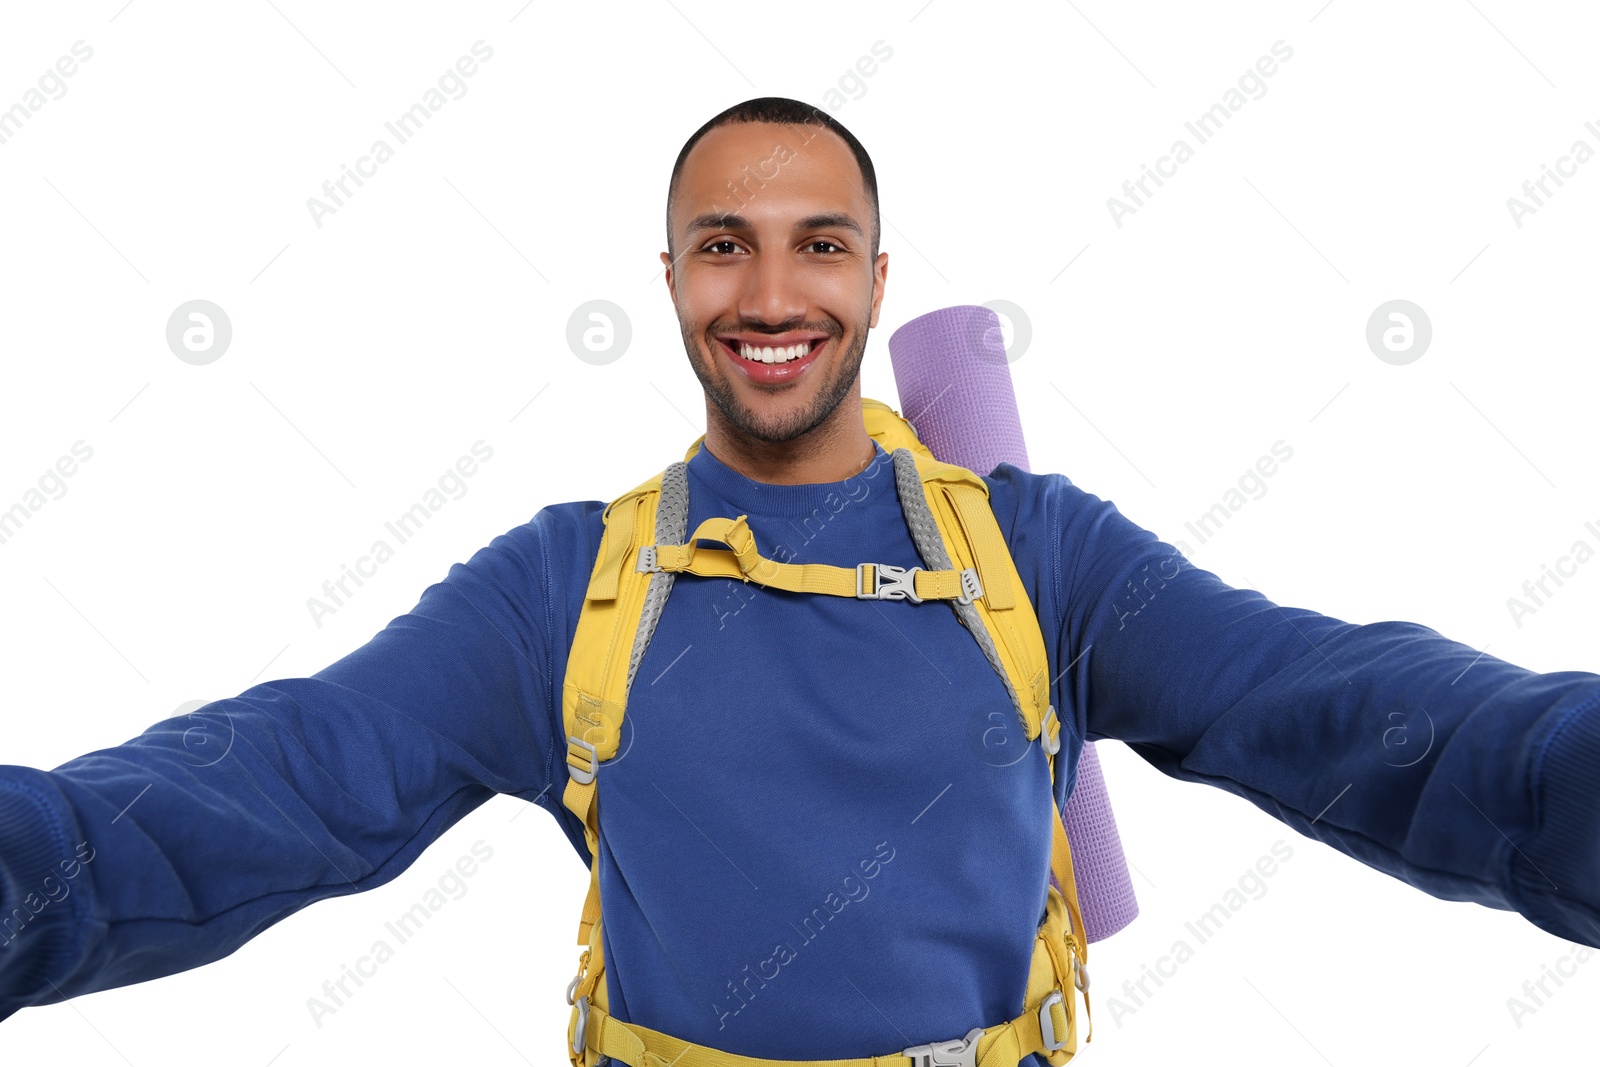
[{"left": 559, "top": 399, "right": 1092, "bottom": 1067}]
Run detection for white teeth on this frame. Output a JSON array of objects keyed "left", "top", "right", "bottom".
[{"left": 739, "top": 341, "right": 811, "bottom": 364}]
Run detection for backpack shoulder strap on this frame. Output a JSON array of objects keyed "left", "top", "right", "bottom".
[
  {"left": 673, "top": 401, "right": 1061, "bottom": 753},
  {"left": 884, "top": 417, "right": 1059, "bottom": 757},
  {"left": 561, "top": 463, "right": 688, "bottom": 943}
]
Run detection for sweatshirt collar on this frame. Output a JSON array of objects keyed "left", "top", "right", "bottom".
[{"left": 685, "top": 438, "right": 897, "bottom": 519}]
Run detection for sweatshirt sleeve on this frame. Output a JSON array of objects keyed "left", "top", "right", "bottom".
[
  {"left": 0, "top": 511, "right": 566, "bottom": 1022},
  {"left": 1045, "top": 474, "right": 1600, "bottom": 947}
]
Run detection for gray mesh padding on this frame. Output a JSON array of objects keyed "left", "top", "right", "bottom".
[
  {"left": 625, "top": 461, "right": 689, "bottom": 693},
  {"left": 891, "top": 448, "right": 1026, "bottom": 727}
]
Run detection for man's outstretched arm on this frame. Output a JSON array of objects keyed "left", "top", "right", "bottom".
[
  {"left": 0, "top": 509, "right": 575, "bottom": 1021},
  {"left": 1044, "top": 474, "right": 1600, "bottom": 947}
]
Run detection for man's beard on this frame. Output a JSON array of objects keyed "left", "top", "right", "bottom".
[{"left": 681, "top": 317, "right": 869, "bottom": 445}]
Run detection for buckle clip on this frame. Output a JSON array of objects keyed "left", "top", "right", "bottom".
[
  {"left": 1039, "top": 990, "right": 1067, "bottom": 1052},
  {"left": 857, "top": 562, "right": 923, "bottom": 603},
  {"left": 903, "top": 1026, "right": 983, "bottom": 1067},
  {"left": 637, "top": 545, "right": 660, "bottom": 573},
  {"left": 567, "top": 735, "right": 599, "bottom": 785},
  {"left": 565, "top": 947, "right": 589, "bottom": 1005},
  {"left": 571, "top": 994, "right": 590, "bottom": 1055},
  {"left": 956, "top": 566, "right": 983, "bottom": 605},
  {"left": 1042, "top": 705, "right": 1061, "bottom": 757}
]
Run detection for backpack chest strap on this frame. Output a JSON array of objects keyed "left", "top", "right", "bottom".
[{"left": 643, "top": 513, "right": 984, "bottom": 605}]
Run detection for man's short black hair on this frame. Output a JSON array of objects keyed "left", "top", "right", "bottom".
[{"left": 666, "top": 96, "right": 880, "bottom": 259}]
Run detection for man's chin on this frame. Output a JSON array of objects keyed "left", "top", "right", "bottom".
[
  {"left": 684, "top": 325, "right": 867, "bottom": 446},
  {"left": 716, "top": 393, "right": 823, "bottom": 445}
]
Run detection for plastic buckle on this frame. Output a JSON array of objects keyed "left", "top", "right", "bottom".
[
  {"left": 857, "top": 562, "right": 923, "bottom": 603},
  {"left": 566, "top": 948, "right": 590, "bottom": 1005},
  {"left": 636, "top": 545, "right": 659, "bottom": 573},
  {"left": 571, "top": 994, "right": 590, "bottom": 1055},
  {"left": 1042, "top": 705, "right": 1061, "bottom": 757},
  {"left": 903, "top": 1026, "right": 983, "bottom": 1067},
  {"left": 567, "top": 735, "right": 598, "bottom": 785},
  {"left": 1039, "top": 990, "right": 1066, "bottom": 1052},
  {"left": 956, "top": 566, "right": 983, "bottom": 605}
]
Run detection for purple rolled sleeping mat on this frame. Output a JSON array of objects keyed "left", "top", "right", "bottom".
[{"left": 887, "top": 304, "right": 1138, "bottom": 943}]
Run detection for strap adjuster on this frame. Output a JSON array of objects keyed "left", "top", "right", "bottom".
[
  {"left": 1039, "top": 989, "right": 1067, "bottom": 1051},
  {"left": 567, "top": 735, "right": 599, "bottom": 785},
  {"left": 636, "top": 545, "right": 660, "bottom": 573},
  {"left": 904, "top": 1026, "right": 983, "bottom": 1067},
  {"left": 1042, "top": 704, "right": 1061, "bottom": 756},
  {"left": 956, "top": 566, "right": 983, "bottom": 605},
  {"left": 857, "top": 562, "right": 923, "bottom": 603}
]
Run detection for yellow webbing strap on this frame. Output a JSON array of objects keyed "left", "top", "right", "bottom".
[
  {"left": 651, "top": 514, "right": 974, "bottom": 602},
  {"left": 579, "top": 1005, "right": 1056, "bottom": 1067},
  {"left": 1050, "top": 797, "right": 1093, "bottom": 1045}
]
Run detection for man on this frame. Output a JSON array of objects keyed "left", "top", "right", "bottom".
[{"left": 2, "top": 98, "right": 1597, "bottom": 1067}]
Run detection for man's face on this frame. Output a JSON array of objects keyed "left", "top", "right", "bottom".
[{"left": 662, "top": 121, "right": 888, "bottom": 446}]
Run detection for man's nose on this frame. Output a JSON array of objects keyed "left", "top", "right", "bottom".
[{"left": 737, "top": 248, "right": 806, "bottom": 326}]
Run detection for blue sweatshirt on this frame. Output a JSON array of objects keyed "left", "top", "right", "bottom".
[{"left": 3, "top": 439, "right": 1599, "bottom": 1067}]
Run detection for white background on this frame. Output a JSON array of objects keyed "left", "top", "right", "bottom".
[{"left": 2, "top": 1, "right": 1597, "bottom": 1064}]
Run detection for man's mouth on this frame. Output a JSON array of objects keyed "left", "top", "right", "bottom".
[
  {"left": 711, "top": 330, "right": 834, "bottom": 383},
  {"left": 724, "top": 339, "right": 819, "bottom": 364}
]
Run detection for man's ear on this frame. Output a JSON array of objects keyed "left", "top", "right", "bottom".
[
  {"left": 660, "top": 251, "right": 676, "bottom": 303},
  {"left": 868, "top": 251, "right": 889, "bottom": 329}
]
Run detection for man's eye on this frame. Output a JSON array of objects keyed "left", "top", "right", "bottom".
[
  {"left": 704, "top": 240, "right": 743, "bottom": 254},
  {"left": 807, "top": 240, "right": 843, "bottom": 254}
]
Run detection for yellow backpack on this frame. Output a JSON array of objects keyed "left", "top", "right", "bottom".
[{"left": 561, "top": 397, "right": 1092, "bottom": 1067}]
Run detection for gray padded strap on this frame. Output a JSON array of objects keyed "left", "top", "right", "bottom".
[
  {"left": 625, "top": 461, "right": 688, "bottom": 693},
  {"left": 890, "top": 447, "right": 1026, "bottom": 727}
]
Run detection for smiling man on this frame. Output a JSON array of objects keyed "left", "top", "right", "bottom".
[
  {"left": 664, "top": 98, "right": 887, "bottom": 485},
  {"left": 3, "top": 97, "right": 1600, "bottom": 1067}
]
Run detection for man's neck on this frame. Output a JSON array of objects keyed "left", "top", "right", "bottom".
[{"left": 701, "top": 408, "right": 878, "bottom": 486}]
